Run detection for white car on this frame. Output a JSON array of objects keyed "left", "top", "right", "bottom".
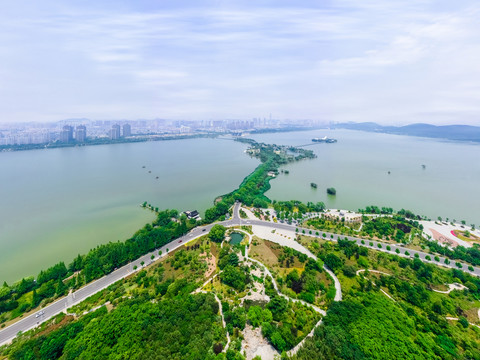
[{"left": 35, "top": 310, "right": 45, "bottom": 318}]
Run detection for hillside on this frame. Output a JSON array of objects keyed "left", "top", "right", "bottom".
[{"left": 336, "top": 122, "right": 480, "bottom": 142}]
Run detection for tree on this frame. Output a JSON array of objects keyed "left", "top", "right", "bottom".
[
  {"left": 56, "top": 279, "right": 68, "bottom": 297},
  {"left": 220, "top": 265, "right": 246, "bottom": 291},
  {"left": 342, "top": 265, "right": 357, "bottom": 278},
  {"left": 267, "top": 296, "right": 288, "bottom": 321},
  {"left": 459, "top": 317, "right": 469, "bottom": 328},
  {"left": 209, "top": 224, "right": 227, "bottom": 243},
  {"left": 32, "top": 289, "right": 40, "bottom": 307},
  {"left": 248, "top": 306, "right": 264, "bottom": 328},
  {"left": 326, "top": 187, "right": 336, "bottom": 195},
  {"left": 325, "top": 253, "right": 343, "bottom": 272},
  {"left": 395, "top": 229, "right": 405, "bottom": 241},
  {"left": 271, "top": 331, "right": 287, "bottom": 351},
  {"left": 227, "top": 253, "right": 240, "bottom": 267},
  {"left": 253, "top": 198, "right": 269, "bottom": 208}
]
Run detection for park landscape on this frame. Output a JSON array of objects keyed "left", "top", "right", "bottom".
[{"left": 0, "top": 139, "right": 480, "bottom": 360}]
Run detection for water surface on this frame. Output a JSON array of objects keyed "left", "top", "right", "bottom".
[
  {"left": 251, "top": 129, "right": 480, "bottom": 225},
  {"left": 0, "top": 138, "right": 258, "bottom": 283}
]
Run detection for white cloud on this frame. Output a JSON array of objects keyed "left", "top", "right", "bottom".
[{"left": 0, "top": 1, "right": 479, "bottom": 124}]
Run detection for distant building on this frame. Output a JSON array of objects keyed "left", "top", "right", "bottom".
[
  {"left": 109, "top": 124, "right": 121, "bottom": 140},
  {"left": 75, "top": 125, "right": 86, "bottom": 142},
  {"left": 122, "top": 123, "right": 131, "bottom": 137},
  {"left": 60, "top": 125, "right": 74, "bottom": 143}
]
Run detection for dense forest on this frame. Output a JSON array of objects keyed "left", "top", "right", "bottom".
[{"left": 6, "top": 293, "right": 227, "bottom": 360}]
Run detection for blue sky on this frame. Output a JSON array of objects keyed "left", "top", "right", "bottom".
[{"left": 1, "top": 0, "right": 479, "bottom": 125}]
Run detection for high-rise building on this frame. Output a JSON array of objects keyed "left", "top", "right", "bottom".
[
  {"left": 122, "top": 123, "right": 131, "bottom": 137},
  {"left": 109, "top": 124, "right": 121, "bottom": 140},
  {"left": 60, "top": 125, "right": 74, "bottom": 143},
  {"left": 75, "top": 125, "right": 87, "bottom": 142}
]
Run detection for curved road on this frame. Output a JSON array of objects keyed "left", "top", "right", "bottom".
[
  {"left": 1, "top": 203, "right": 479, "bottom": 346},
  {"left": 238, "top": 217, "right": 480, "bottom": 278}
]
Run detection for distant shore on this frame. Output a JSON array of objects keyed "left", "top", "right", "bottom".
[{"left": 0, "top": 132, "right": 217, "bottom": 153}]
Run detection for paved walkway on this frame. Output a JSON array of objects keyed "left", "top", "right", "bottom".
[
  {"left": 2, "top": 202, "right": 479, "bottom": 346},
  {"left": 432, "top": 283, "right": 468, "bottom": 294}
]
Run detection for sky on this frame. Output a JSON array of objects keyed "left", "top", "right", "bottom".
[{"left": 1, "top": 0, "right": 479, "bottom": 125}]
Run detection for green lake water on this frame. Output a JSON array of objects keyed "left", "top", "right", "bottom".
[
  {"left": 1, "top": 130, "right": 479, "bottom": 284},
  {"left": 230, "top": 232, "right": 244, "bottom": 245},
  {"left": 0, "top": 138, "right": 258, "bottom": 284},
  {"left": 251, "top": 129, "right": 480, "bottom": 225}
]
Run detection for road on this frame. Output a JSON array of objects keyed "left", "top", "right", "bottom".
[
  {"left": 238, "top": 218, "right": 480, "bottom": 278},
  {"left": 0, "top": 203, "right": 241, "bottom": 346},
  {"left": 1, "top": 202, "right": 479, "bottom": 346}
]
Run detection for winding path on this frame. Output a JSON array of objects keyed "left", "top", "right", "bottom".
[
  {"left": 431, "top": 283, "right": 468, "bottom": 294},
  {"left": 242, "top": 222, "right": 337, "bottom": 356},
  {"left": 2, "top": 202, "right": 479, "bottom": 346},
  {"left": 355, "top": 269, "right": 395, "bottom": 301}
]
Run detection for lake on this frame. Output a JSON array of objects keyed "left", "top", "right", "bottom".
[
  {"left": 0, "top": 138, "right": 258, "bottom": 284},
  {"left": 251, "top": 129, "right": 480, "bottom": 225},
  {"left": 1, "top": 130, "right": 478, "bottom": 284}
]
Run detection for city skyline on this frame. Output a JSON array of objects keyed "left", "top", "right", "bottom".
[{"left": 1, "top": 1, "right": 480, "bottom": 125}]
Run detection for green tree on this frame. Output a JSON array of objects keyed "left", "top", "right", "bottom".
[
  {"left": 326, "top": 187, "right": 336, "bottom": 195},
  {"left": 267, "top": 296, "right": 288, "bottom": 321},
  {"left": 221, "top": 265, "right": 246, "bottom": 291},
  {"left": 209, "top": 224, "right": 227, "bottom": 243},
  {"left": 247, "top": 306, "right": 264, "bottom": 328},
  {"left": 324, "top": 253, "right": 343, "bottom": 272}
]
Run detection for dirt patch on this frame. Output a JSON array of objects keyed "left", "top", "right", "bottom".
[
  {"left": 242, "top": 324, "right": 278, "bottom": 360},
  {"left": 241, "top": 265, "right": 270, "bottom": 304},
  {"left": 201, "top": 252, "right": 217, "bottom": 279},
  {"left": 35, "top": 314, "right": 75, "bottom": 338},
  {"left": 464, "top": 307, "right": 480, "bottom": 323},
  {"left": 250, "top": 238, "right": 280, "bottom": 268},
  {"left": 250, "top": 238, "right": 304, "bottom": 270}
]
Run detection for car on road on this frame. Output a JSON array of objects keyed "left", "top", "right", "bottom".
[
  {"left": 178, "top": 240, "right": 182, "bottom": 243},
  {"left": 35, "top": 311, "right": 45, "bottom": 318},
  {"left": 202, "top": 228, "right": 206, "bottom": 232}
]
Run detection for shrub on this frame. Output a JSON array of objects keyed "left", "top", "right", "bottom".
[{"left": 342, "top": 265, "right": 357, "bottom": 278}]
